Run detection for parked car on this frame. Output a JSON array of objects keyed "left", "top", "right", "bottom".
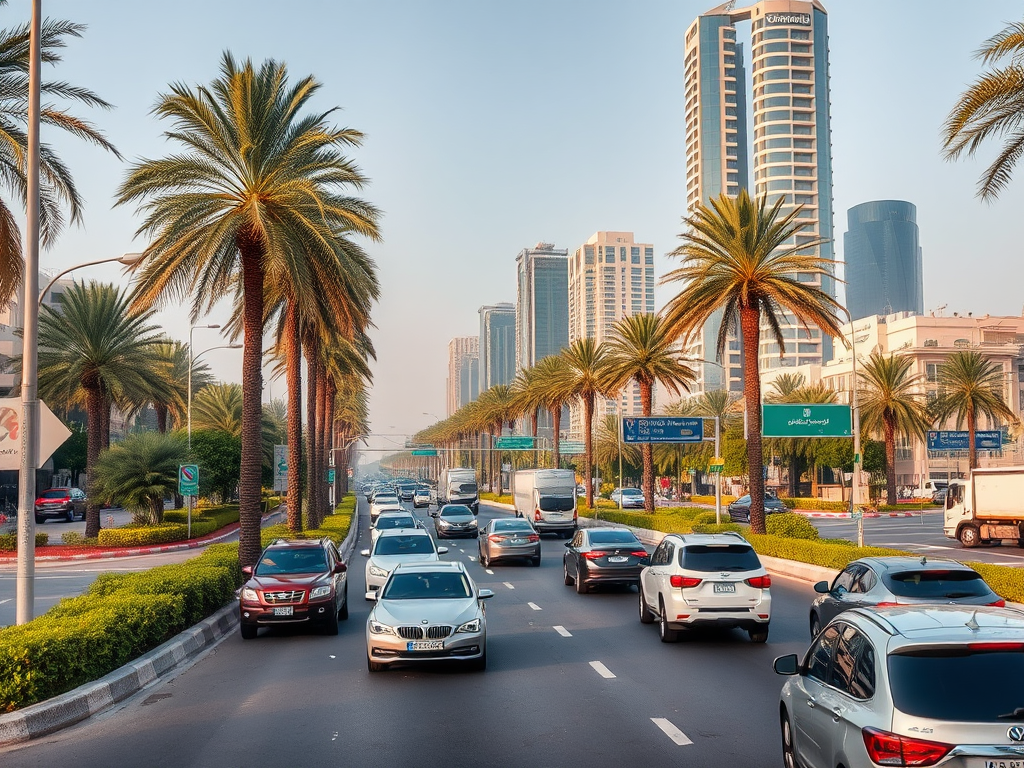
[
  {"left": 370, "top": 511, "right": 420, "bottom": 543},
  {"left": 727, "top": 491, "right": 788, "bottom": 522},
  {"left": 238, "top": 537, "right": 348, "bottom": 639},
  {"left": 610, "top": 487, "right": 645, "bottom": 509},
  {"left": 639, "top": 532, "right": 771, "bottom": 642},
  {"left": 365, "top": 560, "right": 493, "bottom": 672},
  {"left": 563, "top": 527, "right": 649, "bottom": 593},
  {"left": 808, "top": 556, "right": 1004, "bottom": 637},
  {"left": 431, "top": 504, "right": 479, "bottom": 539},
  {"left": 775, "top": 605, "right": 1024, "bottom": 768},
  {"left": 360, "top": 528, "right": 448, "bottom": 596},
  {"left": 931, "top": 486, "right": 948, "bottom": 505},
  {"left": 412, "top": 488, "right": 431, "bottom": 508},
  {"left": 34, "top": 487, "right": 87, "bottom": 523},
  {"left": 478, "top": 518, "right": 541, "bottom": 568}
]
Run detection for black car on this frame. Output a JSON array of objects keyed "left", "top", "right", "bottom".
[
  {"left": 563, "top": 527, "right": 650, "bottom": 594},
  {"left": 727, "top": 491, "right": 788, "bottom": 522}
]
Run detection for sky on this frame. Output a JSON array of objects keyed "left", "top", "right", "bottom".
[{"left": 21, "top": 0, "right": 1024, "bottom": 451}]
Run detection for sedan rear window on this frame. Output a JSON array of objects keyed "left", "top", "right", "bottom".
[
  {"left": 440, "top": 506, "right": 473, "bottom": 517},
  {"left": 679, "top": 544, "right": 761, "bottom": 572},
  {"left": 888, "top": 647, "right": 1024, "bottom": 721},
  {"left": 41, "top": 490, "right": 70, "bottom": 499},
  {"left": 884, "top": 569, "right": 993, "bottom": 599},
  {"left": 493, "top": 520, "right": 534, "bottom": 532},
  {"left": 539, "top": 495, "right": 575, "bottom": 512},
  {"left": 374, "top": 536, "right": 435, "bottom": 556},
  {"left": 589, "top": 531, "right": 641, "bottom": 545},
  {"left": 376, "top": 517, "right": 416, "bottom": 530}
]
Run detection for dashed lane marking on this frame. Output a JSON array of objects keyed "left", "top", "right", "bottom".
[
  {"left": 485, "top": 569, "right": 494, "bottom": 575},
  {"left": 503, "top": 582, "right": 515, "bottom": 590},
  {"left": 468, "top": 556, "right": 477, "bottom": 561},
  {"left": 651, "top": 718, "right": 692, "bottom": 746},
  {"left": 528, "top": 602, "right": 541, "bottom": 611},
  {"left": 553, "top": 626, "right": 572, "bottom": 637},
  {"left": 590, "top": 661, "right": 615, "bottom": 679}
]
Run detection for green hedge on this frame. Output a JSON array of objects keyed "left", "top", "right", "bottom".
[
  {"left": 780, "top": 497, "right": 848, "bottom": 511},
  {"left": 766, "top": 513, "right": 820, "bottom": 540},
  {"left": 479, "top": 492, "right": 512, "bottom": 505},
  {"left": 97, "top": 524, "right": 190, "bottom": 548},
  {"left": 0, "top": 532, "right": 48, "bottom": 551}
]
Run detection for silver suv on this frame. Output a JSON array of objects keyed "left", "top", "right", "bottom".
[
  {"left": 638, "top": 532, "right": 772, "bottom": 643},
  {"left": 775, "top": 605, "right": 1024, "bottom": 768}
]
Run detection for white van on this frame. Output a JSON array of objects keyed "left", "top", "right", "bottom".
[
  {"left": 512, "top": 469, "right": 577, "bottom": 537},
  {"left": 912, "top": 479, "right": 948, "bottom": 499}
]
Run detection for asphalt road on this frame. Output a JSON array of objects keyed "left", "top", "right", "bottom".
[{"left": 1, "top": 498, "right": 819, "bottom": 768}]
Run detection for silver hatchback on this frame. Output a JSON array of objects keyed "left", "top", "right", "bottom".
[{"left": 775, "top": 605, "right": 1024, "bottom": 768}]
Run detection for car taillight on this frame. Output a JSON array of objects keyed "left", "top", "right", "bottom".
[
  {"left": 526, "top": 534, "right": 540, "bottom": 542},
  {"left": 875, "top": 602, "right": 899, "bottom": 608},
  {"left": 582, "top": 551, "right": 606, "bottom": 560},
  {"left": 988, "top": 599, "right": 1006, "bottom": 607},
  {"left": 488, "top": 535, "right": 506, "bottom": 543},
  {"left": 862, "top": 727, "right": 952, "bottom": 767},
  {"left": 745, "top": 575, "right": 771, "bottom": 589},
  {"left": 670, "top": 575, "right": 702, "bottom": 588},
  {"left": 573, "top": 510, "right": 578, "bottom": 521},
  {"left": 630, "top": 550, "right": 649, "bottom": 558},
  {"left": 968, "top": 641, "right": 1024, "bottom": 651},
  {"left": 534, "top": 509, "right": 541, "bottom": 521}
]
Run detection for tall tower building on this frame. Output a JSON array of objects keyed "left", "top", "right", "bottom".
[
  {"left": 682, "top": 0, "right": 835, "bottom": 392},
  {"left": 446, "top": 336, "right": 479, "bottom": 417},
  {"left": 844, "top": 200, "right": 923, "bottom": 321},
  {"left": 567, "top": 232, "right": 656, "bottom": 435},
  {"left": 478, "top": 303, "right": 516, "bottom": 395},
  {"left": 516, "top": 243, "right": 569, "bottom": 370}
]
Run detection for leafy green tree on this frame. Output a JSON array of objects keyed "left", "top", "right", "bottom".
[
  {"left": 662, "top": 190, "right": 845, "bottom": 533},
  {"left": 91, "top": 431, "right": 186, "bottom": 524},
  {"left": 50, "top": 420, "right": 86, "bottom": 483},
  {"left": 189, "top": 429, "right": 241, "bottom": 502}
]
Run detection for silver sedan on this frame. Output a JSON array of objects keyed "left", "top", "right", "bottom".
[
  {"left": 478, "top": 518, "right": 541, "bottom": 567},
  {"left": 365, "top": 561, "right": 493, "bottom": 672}
]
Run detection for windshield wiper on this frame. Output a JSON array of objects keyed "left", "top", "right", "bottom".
[{"left": 998, "top": 708, "right": 1024, "bottom": 720}]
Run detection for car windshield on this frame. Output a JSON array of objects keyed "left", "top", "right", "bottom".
[
  {"left": 679, "top": 544, "right": 761, "bottom": 572},
  {"left": 621, "top": 489, "right": 642, "bottom": 496},
  {"left": 450, "top": 482, "right": 478, "bottom": 495},
  {"left": 381, "top": 571, "right": 473, "bottom": 600},
  {"left": 374, "top": 495, "right": 398, "bottom": 503},
  {"left": 493, "top": 520, "right": 534, "bottom": 532},
  {"left": 589, "top": 531, "right": 641, "bottom": 545},
  {"left": 373, "top": 535, "right": 435, "bottom": 556},
  {"left": 376, "top": 516, "right": 416, "bottom": 530},
  {"left": 888, "top": 646, "right": 1024, "bottom": 721},
  {"left": 41, "top": 490, "right": 69, "bottom": 499},
  {"left": 256, "top": 548, "right": 328, "bottom": 575},
  {"left": 539, "top": 495, "right": 575, "bottom": 512},
  {"left": 441, "top": 506, "right": 472, "bottom": 517},
  {"left": 885, "top": 569, "right": 992, "bottom": 598}
]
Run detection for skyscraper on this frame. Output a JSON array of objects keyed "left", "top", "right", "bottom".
[
  {"left": 478, "top": 303, "right": 516, "bottom": 394},
  {"left": 446, "top": 336, "right": 479, "bottom": 416},
  {"left": 567, "top": 232, "right": 656, "bottom": 435},
  {"left": 844, "top": 200, "right": 924, "bottom": 320},
  {"left": 516, "top": 243, "right": 569, "bottom": 370},
  {"left": 682, "top": 0, "right": 835, "bottom": 392}
]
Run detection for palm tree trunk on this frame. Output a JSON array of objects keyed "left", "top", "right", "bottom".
[
  {"left": 306, "top": 350, "right": 320, "bottom": 529},
  {"left": 740, "top": 304, "right": 766, "bottom": 534},
  {"left": 967, "top": 407, "right": 977, "bottom": 470},
  {"left": 156, "top": 405, "right": 168, "bottom": 433},
  {"left": 100, "top": 394, "right": 110, "bottom": 450},
  {"left": 551, "top": 406, "right": 561, "bottom": 469},
  {"left": 640, "top": 380, "right": 655, "bottom": 513},
  {"left": 83, "top": 386, "right": 103, "bottom": 539},
  {"left": 884, "top": 414, "right": 897, "bottom": 505},
  {"left": 531, "top": 409, "right": 538, "bottom": 467},
  {"left": 285, "top": 302, "right": 303, "bottom": 532},
  {"left": 584, "top": 393, "right": 595, "bottom": 509},
  {"left": 238, "top": 242, "right": 266, "bottom": 569}
]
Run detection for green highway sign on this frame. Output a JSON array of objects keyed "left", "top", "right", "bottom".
[
  {"left": 178, "top": 464, "right": 199, "bottom": 496},
  {"left": 761, "top": 404, "right": 852, "bottom": 438},
  {"left": 495, "top": 436, "right": 535, "bottom": 450},
  {"left": 708, "top": 464, "right": 724, "bottom": 474},
  {"left": 560, "top": 440, "right": 585, "bottom": 454},
  {"left": 411, "top": 449, "right": 438, "bottom": 456},
  {"left": 327, "top": 469, "right": 336, "bottom": 483}
]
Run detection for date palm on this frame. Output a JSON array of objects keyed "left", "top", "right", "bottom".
[
  {"left": 148, "top": 340, "right": 212, "bottom": 432},
  {"left": 190, "top": 383, "right": 242, "bottom": 436},
  {"left": 942, "top": 20, "right": 1024, "bottom": 201},
  {"left": 662, "top": 190, "right": 845, "bottom": 533},
  {"left": 91, "top": 431, "right": 186, "bottom": 525},
  {"left": 532, "top": 355, "right": 575, "bottom": 469},
  {"left": 478, "top": 384, "right": 516, "bottom": 494},
  {"left": 857, "top": 351, "right": 931, "bottom": 505},
  {"left": 932, "top": 350, "right": 1017, "bottom": 469},
  {"left": 560, "top": 338, "right": 613, "bottom": 509},
  {"left": 602, "top": 314, "right": 696, "bottom": 512},
  {"left": 116, "top": 54, "right": 380, "bottom": 567}
]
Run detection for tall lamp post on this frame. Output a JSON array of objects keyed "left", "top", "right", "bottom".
[{"left": 422, "top": 412, "right": 441, "bottom": 480}]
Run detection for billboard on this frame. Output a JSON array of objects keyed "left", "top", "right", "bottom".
[
  {"left": 926, "top": 430, "right": 1003, "bottom": 451},
  {"left": 762, "top": 404, "right": 852, "bottom": 438}
]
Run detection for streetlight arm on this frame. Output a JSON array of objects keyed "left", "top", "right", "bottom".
[{"left": 38, "top": 253, "right": 143, "bottom": 306}]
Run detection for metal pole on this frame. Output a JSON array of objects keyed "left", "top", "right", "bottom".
[
  {"left": 849, "top": 318, "right": 864, "bottom": 546},
  {"left": 187, "top": 328, "right": 194, "bottom": 451},
  {"left": 15, "top": 0, "right": 42, "bottom": 626},
  {"left": 715, "top": 416, "right": 722, "bottom": 525},
  {"left": 618, "top": 409, "right": 623, "bottom": 511}
]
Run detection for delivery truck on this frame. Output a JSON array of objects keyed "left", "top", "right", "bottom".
[
  {"left": 512, "top": 468, "right": 577, "bottom": 537},
  {"left": 943, "top": 466, "right": 1024, "bottom": 548},
  {"left": 437, "top": 467, "right": 479, "bottom": 514}
]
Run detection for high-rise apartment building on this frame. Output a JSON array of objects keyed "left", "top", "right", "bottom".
[
  {"left": 567, "top": 232, "right": 656, "bottom": 435},
  {"left": 844, "top": 200, "right": 924, "bottom": 321},
  {"left": 682, "top": 0, "right": 835, "bottom": 393},
  {"left": 478, "top": 303, "right": 516, "bottom": 395},
  {"left": 446, "top": 336, "right": 479, "bottom": 417},
  {"left": 516, "top": 243, "right": 569, "bottom": 370}
]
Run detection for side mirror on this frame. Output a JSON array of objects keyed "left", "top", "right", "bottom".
[
  {"left": 430, "top": 511, "right": 438, "bottom": 518},
  {"left": 773, "top": 654, "right": 799, "bottom": 676},
  {"left": 478, "top": 589, "right": 494, "bottom": 600},
  {"left": 334, "top": 563, "right": 347, "bottom": 574},
  {"left": 813, "top": 580, "right": 829, "bottom": 594},
  {"left": 365, "top": 591, "right": 378, "bottom": 601},
  {"left": 437, "top": 546, "right": 449, "bottom": 554},
  {"left": 360, "top": 549, "right": 371, "bottom": 557},
  {"left": 241, "top": 565, "right": 253, "bottom": 578}
]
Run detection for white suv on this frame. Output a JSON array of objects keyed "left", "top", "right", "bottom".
[{"left": 638, "top": 532, "right": 772, "bottom": 643}]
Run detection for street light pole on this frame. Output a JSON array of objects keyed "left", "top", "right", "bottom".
[{"left": 848, "top": 318, "right": 865, "bottom": 546}]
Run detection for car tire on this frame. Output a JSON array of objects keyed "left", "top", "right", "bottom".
[
  {"left": 959, "top": 525, "right": 981, "bottom": 548},
  {"left": 367, "top": 656, "right": 385, "bottom": 673},
  {"left": 473, "top": 531, "right": 479, "bottom": 538},
  {"left": 658, "top": 598, "right": 679, "bottom": 643},
  {"left": 748, "top": 626, "right": 769, "bottom": 643},
  {"left": 639, "top": 588, "right": 655, "bottom": 624},
  {"left": 563, "top": 561, "right": 575, "bottom": 586},
  {"left": 575, "top": 566, "right": 588, "bottom": 594},
  {"left": 781, "top": 709, "right": 797, "bottom": 768},
  {"left": 339, "top": 588, "right": 349, "bottom": 620},
  {"left": 530, "top": 556, "right": 541, "bottom": 567},
  {"left": 809, "top": 612, "right": 820, "bottom": 639},
  {"left": 65, "top": 508, "right": 75, "bottom": 523},
  {"left": 240, "top": 623, "right": 258, "bottom": 640},
  {"left": 480, "top": 552, "right": 490, "bottom": 568}
]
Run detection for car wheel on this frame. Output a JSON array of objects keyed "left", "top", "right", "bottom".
[
  {"left": 240, "top": 623, "right": 258, "bottom": 640},
  {"left": 575, "top": 566, "right": 588, "bottom": 594},
  {"left": 367, "top": 656, "right": 385, "bottom": 673},
  {"left": 658, "top": 598, "right": 679, "bottom": 643},
  {"left": 809, "top": 612, "right": 820, "bottom": 639},
  {"left": 563, "top": 561, "right": 575, "bottom": 586},
  {"left": 339, "top": 588, "right": 349, "bottom": 620},
  {"left": 639, "top": 588, "right": 654, "bottom": 624},
  {"left": 473, "top": 531, "right": 479, "bottom": 538},
  {"left": 65, "top": 508, "right": 75, "bottom": 523},
  {"left": 748, "top": 625, "right": 769, "bottom": 643},
  {"left": 959, "top": 525, "right": 981, "bottom": 548},
  {"left": 530, "top": 556, "right": 541, "bottom": 567},
  {"left": 781, "top": 709, "right": 797, "bottom": 768},
  {"left": 480, "top": 552, "right": 490, "bottom": 568}
]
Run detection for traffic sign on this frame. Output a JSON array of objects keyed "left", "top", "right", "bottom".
[
  {"left": 495, "top": 436, "right": 535, "bottom": 450},
  {"left": 622, "top": 417, "right": 704, "bottom": 444},
  {"left": 708, "top": 464, "right": 723, "bottom": 475},
  {"left": 761, "top": 404, "right": 852, "bottom": 438},
  {"left": 926, "top": 430, "right": 1003, "bottom": 451},
  {"left": 179, "top": 464, "right": 199, "bottom": 496},
  {"left": 411, "top": 449, "right": 438, "bottom": 456},
  {"left": 273, "top": 444, "right": 287, "bottom": 492},
  {"left": 0, "top": 397, "right": 72, "bottom": 471},
  {"left": 327, "top": 469, "right": 336, "bottom": 483},
  {"left": 560, "top": 440, "right": 585, "bottom": 454}
]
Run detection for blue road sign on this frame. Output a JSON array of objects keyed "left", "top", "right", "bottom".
[
  {"left": 179, "top": 464, "right": 199, "bottom": 496},
  {"left": 623, "top": 417, "right": 704, "bottom": 444},
  {"left": 927, "top": 430, "right": 1003, "bottom": 451}
]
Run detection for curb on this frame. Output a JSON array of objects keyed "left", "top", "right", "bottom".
[{"left": 0, "top": 603, "right": 238, "bottom": 747}]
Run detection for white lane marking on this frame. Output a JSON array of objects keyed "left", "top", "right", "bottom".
[
  {"left": 590, "top": 661, "right": 616, "bottom": 679},
  {"left": 468, "top": 556, "right": 477, "bottom": 562},
  {"left": 503, "top": 582, "right": 515, "bottom": 590},
  {"left": 651, "top": 718, "right": 692, "bottom": 746},
  {"left": 553, "top": 625, "right": 572, "bottom": 637},
  {"left": 485, "top": 569, "right": 494, "bottom": 575},
  {"left": 0, "top": 599, "right": 10, "bottom": 606},
  {"left": 528, "top": 602, "right": 541, "bottom": 611},
  {"left": 329, "top": 655, "right": 336, "bottom": 659}
]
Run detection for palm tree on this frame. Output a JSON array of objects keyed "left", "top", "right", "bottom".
[
  {"left": 148, "top": 340, "right": 212, "bottom": 432},
  {"left": 662, "top": 190, "right": 845, "bottom": 533},
  {"left": 478, "top": 384, "right": 517, "bottom": 494},
  {"left": 91, "top": 431, "right": 186, "bottom": 525},
  {"left": 857, "top": 351, "right": 931, "bottom": 505},
  {"left": 34, "top": 282, "right": 165, "bottom": 538},
  {"left": 560, "top": 338, "right": 613, "bottom": 509},
  {"left": 116, "top": 54, "right": 381, "bottom": 568},
  {"left": 932, "top": 350, "right": 1018, "bottom": 469},
  {"left": 0, "top": 9, "right": 121, "bottom": 305},
  {"left": 942, "top": 19, "right": 1024, "bottom": 201},
  {"left": 532, "top": 355, "right": 575, "bottom": 469},
  {"left": 511, "top": 366, "right": 544, "bottom": 464},
  {"left": 602, "top": 314, "right": 696, "bottom": 512},
  {"left": 190, "top": 383, "right": 242, "bottom": 436},
  {"left": 766, "top": 373, "right": 806, "bottom": 403}
]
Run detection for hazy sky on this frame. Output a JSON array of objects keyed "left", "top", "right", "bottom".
[{"left": 24, "top": 0, "right": 1024, "bottom": 447}]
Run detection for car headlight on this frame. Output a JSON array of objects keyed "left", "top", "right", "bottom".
[
  {"left": 456, "top": 618, "right": 481, "bottom": 634},
  {"left": 241, "top": 588, "right": 259, "bottom": 601},
  {"left": 469, "top": 518, "right": 478, "bottom": 527},
  {"left": 368, "top": 564, "right": 389, "bottom": 578},
  {"left": 369, "top": 619, "right": 396, "bottom": 635},
  {"left": 309, "top": 586, "right": 332, "bottom": 599},
  {"left": 437, "top": 518, "right": 450, "bottom": 526}
]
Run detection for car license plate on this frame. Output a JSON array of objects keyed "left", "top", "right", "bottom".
[
  {"left": 983, "top": 762, "right": 1024, "bottom": 768},
  {"left": 407, "top": 640, "right": 444, "bottom": 651},
  {"left": 273, "top": 606, "right": 293, "bottom": 616},
  {"left": 510, "top": 538, "right": 526, "bottom": 545},
  {"left": 607, "top": 556, "right": 629, "bottom": 563},
  {"left": 713, "top": 583, "right": 736, "bottom": 593}
]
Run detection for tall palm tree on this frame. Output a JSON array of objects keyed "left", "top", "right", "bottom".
[
  {"left": 532, "top": 355, "right": 575, "bottom": 469},
  {"left": 116, "top": 54, "right": 380, "bottom": 567},
  {"left": 478, "top": 384, "right": 517, "bottom": 494},
  {"left": 190, "top": 383, "right": 242, "bottom": 436},
  {"left": 932, "top": 350, "right": 1018, "bottom": 469},
  {"left": 662, "top": 190, "right": 845, "bottom": 533},
  {"left": 561, "top": 338, "right": 613, "bottom": 509},
  {"left": 602, "top": 313, "right": 696, "bottom": 512},
  {"left": 148, "top": 340, "right": 212, "bottom": 432},
  {"left": 0, "top": 8, "right": 121, "bottom": 304},
  {"left": 942, "top": 19, "right": 1024, "bottom": 201},
  {"left": 34, "top": 282, "right": 165, "bottom": 538},
  {"left": 858, "top": 351, "right": 931, "bottom": 505}
]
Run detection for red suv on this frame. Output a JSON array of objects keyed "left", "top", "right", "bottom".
[
  {"left": 35, "top": 487, "right": 88, "bottom": 523},
  {"left": 239, "top": 538, "right": 349, "bottom": 639}
]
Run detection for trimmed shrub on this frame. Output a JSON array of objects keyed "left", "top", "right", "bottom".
[
  {"left": 61, "top": 531, "right": 85, "bottom": 545},
  {"left": 766, "top": 513, "right": 820, "bottom": 540},
  {"left": 479, "top": 492, "right": 513, "bottom": 505},
  {"left": 779, "top": 497, "right": 847, "bottom": 511},
  {"left": 692, "top": 522, "right": 746, "bottom": 535},
  {"left": 97, "top": 524, "right": 188, "bottom": 547},
  {"left": 692, "top": 512, "right": 719, "bottom": 526},
  {"left": 820, "top": 537, "right": 857, "bottom": 547},
  {"left": 691, "top": 494, "right": 738, "bottom": 506},
  {"left": 0, "top": 532, "right": 49, "bottom": 551},
  {"left": 260, "top": 493, "right": 356, "bottom": 549}
]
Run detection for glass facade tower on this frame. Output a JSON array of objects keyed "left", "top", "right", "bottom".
[
  {"left": 515, "top": 243, "right": 569, "bottom": 370},
  {"left": 844, "top": 200, "right": 923, "bottom": 321},
  {"left": 478, "top": 303, "right": 516, "bottom": 395}
]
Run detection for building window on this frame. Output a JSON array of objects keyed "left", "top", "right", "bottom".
[
  {"left": 585, "top": 246, "right": 594, "bottom": 264},
  {"left": 926, "top": 363, "right": 939, "bottom": 382},
  {"left": 644, "top": 247, "right": 653, "bottom": 265}
]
